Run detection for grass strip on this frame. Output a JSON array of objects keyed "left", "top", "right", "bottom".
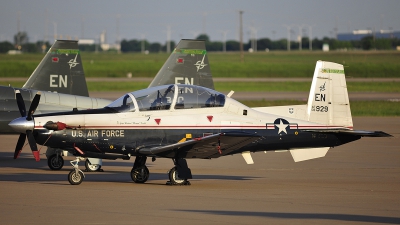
[
  {"left": 240, "top": 100, "right": 400, "bottom": 117},
  {"left": 1, "top": 51, "right": 400, "bottom": 78},
  {"left": 2, "top": 81, "right": 400, "bottom": 93}
]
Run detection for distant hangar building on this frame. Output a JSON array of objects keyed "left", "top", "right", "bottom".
[{"left": 337, "top": 30, "right": 400, "bottom": 41}]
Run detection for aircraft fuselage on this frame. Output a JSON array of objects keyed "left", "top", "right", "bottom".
[{"left": 31, "top": 95, "right": 359, "bottom": 160}]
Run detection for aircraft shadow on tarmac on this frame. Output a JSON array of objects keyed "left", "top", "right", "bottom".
[
  {"left": 0, "top": 173, "right": 259, "bottom": 184},
  {"left": 177, "top": 210, "right": 400, "bottom": 224},
  {"left": 0, "top": 152, "right": 260, "bottom": 183}
]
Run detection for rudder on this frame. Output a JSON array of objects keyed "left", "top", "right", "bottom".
[
  {"left": 22, "top": 40, "right": 89, "bottom": 97},
  {"left": 306, "top": 61, "right": 353, "bottom": 128},
  {"left": 148, "top": 39, "right": 214, "bottom": 89}
]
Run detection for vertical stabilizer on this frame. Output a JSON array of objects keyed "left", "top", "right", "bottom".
[
  {"left": 148, "top": 39, "right": 214, "bottom": 89},
  {"left": 306, "top": 61, "right": 353, "bottom": 128},
  {"left": 22, "top": 40, "right": 89, "bottom": 97}
]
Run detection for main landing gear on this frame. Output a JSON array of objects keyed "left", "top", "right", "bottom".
[
  {"left": 166, "top": 158, "right": 192, "bottom": 185},
  {"left": 130, "top": 156, "right": 192, "bottom": 185},
  {"left": 130, "top": 156, "right": 149, "bottom": 183}
]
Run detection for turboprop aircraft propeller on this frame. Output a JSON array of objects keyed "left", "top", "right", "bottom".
[{"left": 9, "top": 90, "right": 41, "bottom": 161}]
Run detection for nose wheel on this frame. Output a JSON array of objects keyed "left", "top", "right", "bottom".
[
  {"left": 67, "top": 157, "right": 85, "bottom": 185},
  {"left": 68, "top": 169, "right": 84, "bottom": 185}
]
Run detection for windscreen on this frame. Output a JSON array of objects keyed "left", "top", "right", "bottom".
[
  {"left": 106, "top": 94, "right": 135, "bottom": 112},
  {"left": 133, "top": 85, "right": 175, "bottom": 111},
  {"left": 175, "top": 84, "right": 225, "bottom": 109}
]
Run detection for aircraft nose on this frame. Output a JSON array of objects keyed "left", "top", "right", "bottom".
[{"left": 8, "top": 117, "right": 34, "bottom": 133}]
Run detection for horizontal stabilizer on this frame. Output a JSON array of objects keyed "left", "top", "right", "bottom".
[
  {"left": 290, "top": 147, "right": 330, "bottom": 162},
  {"left": 303, "top": 129, "right": 392, "bottom": 137}
]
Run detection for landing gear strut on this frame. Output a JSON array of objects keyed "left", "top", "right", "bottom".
[
  {"left": 68, "top": 157, "right": 85, "bottom": 185},
  {"left": 130, "top": 156, "right": 149, "bottom": 183},
  {"left": 167, "top": 158, "right": 191, "bottom": 185}
]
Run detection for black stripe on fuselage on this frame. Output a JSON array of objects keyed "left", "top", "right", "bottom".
[{"left": 34, "top": 128, "right": 361, "bottom": 160}]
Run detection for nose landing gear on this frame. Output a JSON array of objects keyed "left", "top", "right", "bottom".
[{"left": 67, "top": 157, "right": 85, "bottom": 185}]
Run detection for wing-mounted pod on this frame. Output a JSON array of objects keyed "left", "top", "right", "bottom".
[{"left": 148, "top": 39, "right": 215, "bottom": 90}]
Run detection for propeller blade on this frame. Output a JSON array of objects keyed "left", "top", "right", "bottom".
[
  {"left": 13, "top": 133, "right": 26, "bottom": 159},
  {"left": 26, "top": 130, "right": 40, "bottom": 161},
  {"left": 15, "top": 90, "right": 26, "bottom": 117},
  {"left": 27, "top": 92, "right": 41, "bottom": 121}
]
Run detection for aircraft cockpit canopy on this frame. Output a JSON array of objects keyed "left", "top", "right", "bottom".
[
  {"left": 106, "top": 84, "right": 225, "bottom": 112},
  {"left": 106, "top": 93, "right": 136, "bottom": 113},
  {"left": 174, "top": 84, "right": 225, "bottom": 109},
  {"left": 134, "top": 85, "right": 175, "bottom": 111}
]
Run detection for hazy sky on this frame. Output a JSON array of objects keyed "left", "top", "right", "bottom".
[{"left": 1, "top": 0, "right": 399, "bottom": 44}]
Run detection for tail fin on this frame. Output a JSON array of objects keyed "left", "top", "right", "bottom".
[
  {"left": 148, "top": 39, "right": 214, "bottom": 89},
  {"left": 306, "top": 61, "right": 353, "bottom": 128},
  {"left": 22, "top": 40, "right": 89, "bottom": 97}
]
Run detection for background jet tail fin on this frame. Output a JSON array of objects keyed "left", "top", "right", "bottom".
[
  {"left": 22, "top": 40, "right": 89, "bottom": 97},
  {"left": 306, "top": 61, "right": 353, "bottom": 128},
  {"left": 148, "top": 39, "right": 214, "bottom": 89}
]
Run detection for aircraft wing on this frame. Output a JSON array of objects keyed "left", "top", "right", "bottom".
[
  {"left": 138, "top": 132, "right": 260, "bottom": 159},
  {"left": 303, "top": 129, "right": 392, "bottom": 137}
]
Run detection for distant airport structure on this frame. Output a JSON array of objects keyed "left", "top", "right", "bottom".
[
  {"left": 337, "top": 30, "right": 400, "bottom": 41},
  {"left": 78, "top": 30, "right": 121, "bottom": 51}
]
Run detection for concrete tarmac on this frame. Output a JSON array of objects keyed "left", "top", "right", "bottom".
[{"left": 0, "top": 117, "right": 399, "bottom": 224}]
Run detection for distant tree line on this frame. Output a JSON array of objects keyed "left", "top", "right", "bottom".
[{"left": 1, "top": 32, "right": 400, "bottom": 53}]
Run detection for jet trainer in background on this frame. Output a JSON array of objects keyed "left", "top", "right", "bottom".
[
  {"left": 0, "top": 40, "right": 111, "bottom": 171},
  {"left": 9, "top": 61, "right": 391, "bottom": 185},
  {"left": 5, "top": 39, "right": 215, "bottom": 170},
  {"left": 0, "top": 40, "right": 105, "bottom": 134}
]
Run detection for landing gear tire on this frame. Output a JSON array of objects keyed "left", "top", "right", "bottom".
[
  {"left": 47, "top": 154, "right": 64, "bottom": 170},
  {"left": 130, "top": 166, "right": 149, "bottom": 183},
  {"left": 85, "top": 159, "right": 102, "bottom": 172},
  {"left": 168, "top": 167, "right": 190, "bottom": 185},
  {"left": 68, "top": 170, "right": 84, "bottom": 185}
]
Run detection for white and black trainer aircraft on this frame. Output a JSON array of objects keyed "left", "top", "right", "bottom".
[
  {"left": 4, "top": 39, "right": 215, "bottom": 171},
  {"left": 8, "top": 60, "right": 391, "bottom": 185}
]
